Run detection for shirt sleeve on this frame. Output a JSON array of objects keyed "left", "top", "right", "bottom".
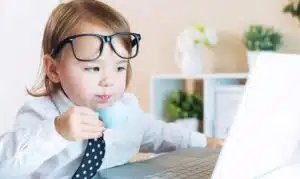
[
  {"left": 121, "top": 93, "right": 207, "bottom": 153},
  {"left": 139, "top": 113, "right": 207, "bottom": 153},
  {"left": 0, "top": 100, "right": 70, "bottom": 178}
]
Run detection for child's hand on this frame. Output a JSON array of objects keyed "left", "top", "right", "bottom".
[
  {"left": 54, "top": 107, "right": 105, "bottom": 141},
  {"left": 206, "top": 135, "right": 224, "bottom": 149}
]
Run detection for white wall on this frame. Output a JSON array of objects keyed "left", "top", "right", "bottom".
[
  {"left": 100, "top": 0, "right": 300, "bottom": 112},
  {"left": 0, "top": 0, "right": 59, "bottom": 134}
]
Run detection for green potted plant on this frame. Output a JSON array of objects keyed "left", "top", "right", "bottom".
[
  {"left": 283, "top": 1, "right": 300, "bottom": 22},
  {"left": 243, "top": 25, "right": 282, "bottom": 71},
  {"left": 164, "top": 90, "right": 204, "bottom": 132}
]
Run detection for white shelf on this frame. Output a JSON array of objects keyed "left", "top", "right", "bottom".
[
  {"left": 152, "top": 73, "right": 248, "bottom": 80},
  {"left": 215, "top": 85, "right": 245, "bottom": 92},
  {"left": 150, "top": 73, "right": 249, "bottom": 138}
]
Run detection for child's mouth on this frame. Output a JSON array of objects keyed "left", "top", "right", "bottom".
[{"left": 95, "top": 94, "right": 112, "bottom": 103}]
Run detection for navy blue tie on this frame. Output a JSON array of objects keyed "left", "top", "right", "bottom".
[{"left": 72, "top": 119, "right": 106, "bottom": 179}]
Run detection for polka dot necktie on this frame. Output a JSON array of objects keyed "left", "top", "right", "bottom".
[{"left": 72, "top": 121, "right": 106, "bottom": 179}]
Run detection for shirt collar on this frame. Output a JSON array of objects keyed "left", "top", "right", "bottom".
[{"left": 51, "top": 89, "right": 74, "bottom": 115}]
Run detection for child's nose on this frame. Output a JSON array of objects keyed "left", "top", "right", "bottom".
[
  {"left": 99, "top": 77, "right": 113, "bottom": 87},
  {"left": 98, "top": 69, "right": 114, "bottom": 87}
]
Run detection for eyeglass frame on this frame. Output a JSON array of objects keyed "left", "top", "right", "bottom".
[{"left": 50, "top": 32, "right": 141, "bottom": 61}]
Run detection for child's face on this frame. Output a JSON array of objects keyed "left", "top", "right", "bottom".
[{"left": 51, "top": 23, "right": 129, "bottom": 109}]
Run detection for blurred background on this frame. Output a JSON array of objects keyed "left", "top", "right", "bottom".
[{"left": 1, "top": 0, "right": 300, "bottom": 138}]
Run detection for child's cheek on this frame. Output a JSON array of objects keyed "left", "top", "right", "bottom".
[{"left": 80, "top": 75, "right": 100, "bottom": 89}]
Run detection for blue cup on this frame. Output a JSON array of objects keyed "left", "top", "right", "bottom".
[
  {"left": 96, "top": 105, "right": 127, "bottom": 129},
  {"left": 96, "top": 108, "right": 113, "bottom": 128}
]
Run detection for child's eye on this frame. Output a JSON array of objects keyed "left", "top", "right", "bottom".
[
  {"left": 117, "top": 66, "right": 126, "bottom": 72},
  {"left": 84, "top": 67, "right": 100, "bottom": 72}
]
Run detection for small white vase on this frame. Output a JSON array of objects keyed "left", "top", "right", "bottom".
[
  {"left": 247, "top": 51, "right": 261, "bottom": 71},
  {"left": 179, "top": 45, "right": 203, "bottom": 75},
  {"left": 247, "top": 50, "right": 273, "bottom": 71}
]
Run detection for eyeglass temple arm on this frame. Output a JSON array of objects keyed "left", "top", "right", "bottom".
[{"left": 131, "top": 35, "right": 141, "bottom": 47}]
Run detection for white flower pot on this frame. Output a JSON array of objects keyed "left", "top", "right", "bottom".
[
  {"left": 178, "top": 45, "right": 204, "bottom": 75},
  {"left": 247, "top": 51, "right": 274, "bottom": 71},
  {"left": 174, "top": 117, "right": 198, "bottom": 132},
  {"left": 247, "top": 51, "right": 261, "bottom": 71}
]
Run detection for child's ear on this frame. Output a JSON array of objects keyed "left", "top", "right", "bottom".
[{"left": 44, "top": 55, "right": 60, "bottom": 83}]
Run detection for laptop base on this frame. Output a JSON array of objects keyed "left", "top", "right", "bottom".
[{"left": 95, "top": 147, "right": 219, "bottom": 179}]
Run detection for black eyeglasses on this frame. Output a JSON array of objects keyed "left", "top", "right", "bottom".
[{"left": 50, "top": 32, "right": 141, "bottom": 61}]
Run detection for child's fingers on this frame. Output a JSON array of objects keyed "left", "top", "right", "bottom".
[
  {"left": 81, "top": 131, "right": 103, "bottom": 139},
  {"left": 81, "top": 124, "right": 104, "bottom": 133},
  {"left": 81, "top": 116, "right": 104, "bottom": 127}
]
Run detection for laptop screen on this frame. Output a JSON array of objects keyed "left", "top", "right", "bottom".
[{"left": 212, "top": 53, "right": 300, "bottom": 178}]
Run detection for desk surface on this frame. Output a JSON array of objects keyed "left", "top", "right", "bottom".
[{"left": 128, "top": 153, "right": 156, "bottom": 163}]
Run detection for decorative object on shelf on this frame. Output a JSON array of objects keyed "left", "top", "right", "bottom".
[
  {"left": 165, "top": 90, "right": 203, "bottom": 132},
  {"left": 175, "top": 24, "right": 218, "bottom": 75},
  {"left": 243, "top": 25, "right": 282, "bottom": 71},
  {"left": 283, "top": 0, "right": 300, "bottom": 23}
]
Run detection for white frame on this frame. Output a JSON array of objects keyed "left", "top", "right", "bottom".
[
  {"left": 213, "top": 85, "right": 245, "bottom": 138},
  {"left": 150, "top": 73, "right": 248, "bottom": 138}
]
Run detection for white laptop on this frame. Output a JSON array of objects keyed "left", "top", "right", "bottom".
[
  {"left": 212, "top": 52, "right": 300, "bottom": 179},
  {"left": 95, "top": 52, "right": 300, "bottom": 179}
]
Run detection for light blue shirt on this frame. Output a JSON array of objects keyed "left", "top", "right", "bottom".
[{"left": 0, "top": 90, "right": 207, "bottom": 179}]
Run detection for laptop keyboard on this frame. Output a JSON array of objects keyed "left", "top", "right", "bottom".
[{"left": 143, "top": 154, "right": 218, "bottom": 179}]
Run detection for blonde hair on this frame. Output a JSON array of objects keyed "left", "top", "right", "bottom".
[{"left": 27, "top": 0, "right": 132, "bottom": 97}]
